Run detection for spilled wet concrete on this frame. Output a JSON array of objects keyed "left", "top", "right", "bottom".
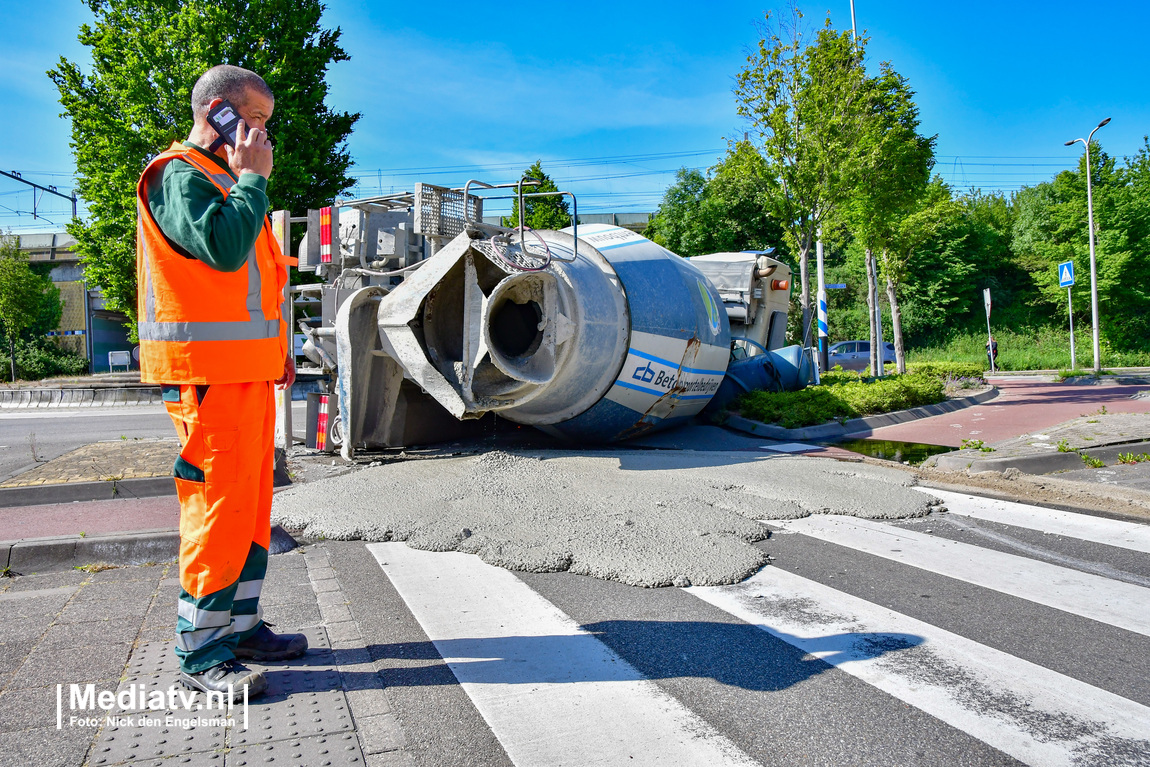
[{"left": 273, "top": 450, "right": 939, "bottom": 588}]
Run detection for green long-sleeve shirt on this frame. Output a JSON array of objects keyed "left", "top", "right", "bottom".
[{"left": 145, "top": 142, "right": 269, "bottom": 272}]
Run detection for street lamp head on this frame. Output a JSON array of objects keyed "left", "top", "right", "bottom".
[
  {"left": 1097, "top": 117, "right": 1111, "bottom": 128},
  {"left": 1064, "top": 140, "right": 1077, "bottom": 146}
]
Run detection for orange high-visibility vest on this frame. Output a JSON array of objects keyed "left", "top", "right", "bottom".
[{"left": 136, "top": 143, "right": 294, "bottom": 384}]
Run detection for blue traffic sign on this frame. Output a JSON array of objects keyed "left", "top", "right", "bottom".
[{"left": 1058, "top": 261, "right": 1075, "bottom": 288}]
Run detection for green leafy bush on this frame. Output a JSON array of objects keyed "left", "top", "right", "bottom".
[
  {"left": 0, "top": 337, "right": 88, "bottom": 382},
  {"left": 737, "top": 373, "right": 945, "bottom": 429}
]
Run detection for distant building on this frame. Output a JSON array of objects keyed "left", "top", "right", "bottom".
[{"left": 14, "top": 231, "right": 132, "bottom": 373}]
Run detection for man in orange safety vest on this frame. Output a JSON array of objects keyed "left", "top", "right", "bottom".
[{"left": 137, "top": 64, "right": 307, "bottom": 700}]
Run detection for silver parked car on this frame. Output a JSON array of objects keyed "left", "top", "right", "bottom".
[{"left": 827, "top": 340, "right": 896, "bottom": 372}]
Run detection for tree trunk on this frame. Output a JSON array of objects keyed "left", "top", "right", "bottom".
[
  {"left": 8, "top": 337, "right": 14, "bottom": 384},
  {"left": 798, "top": 239, "right": 812, "bottom": 349},
  {"left": 886, "top": 273, "right": 906, "bottom": 374},
  {"left": 865, "top": 248, "right": 877, "bottom": 375}
]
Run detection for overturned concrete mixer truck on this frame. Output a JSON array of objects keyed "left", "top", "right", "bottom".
[{"left": 274, "top": 180, "right": 812, "bottom": 460}]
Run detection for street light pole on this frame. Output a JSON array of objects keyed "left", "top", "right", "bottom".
[{"left": 1065, "top": 117, "right": 1111, "bottom": 374}]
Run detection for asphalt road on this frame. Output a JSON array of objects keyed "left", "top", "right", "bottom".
[
  {"left": 320, "top": 485, "right": 1150, "bottom": 766},
  {"left": 0, "top": 402, "right": 310, "bottom": 483}
]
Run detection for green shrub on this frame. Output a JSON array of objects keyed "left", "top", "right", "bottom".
[
  {"left": 737, "top": 373, "right": 945, "bottom": 429},
  {"left": 0, "top": 337, "right": 88, "bottom": 382}
]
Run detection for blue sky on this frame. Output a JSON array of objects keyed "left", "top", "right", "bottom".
[{"left": 2, "top": 0, "right": 1148, "bottom": 230}]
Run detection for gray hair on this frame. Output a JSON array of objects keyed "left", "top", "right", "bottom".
[{"left": 190, "top": 65, "right": 274, "bottom": 120}]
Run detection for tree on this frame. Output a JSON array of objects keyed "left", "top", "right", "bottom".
[
  {"left": 734, "top": 8, "right": 875, "bottom": 348},
  {"left": 884, "top": 178, "right": 965, "bottom": 355},
  {"left": 1010, "top": 140, "right": 1150, "bottom": 350},
  {"left": 49, "top": 0, "right": 360, "bottom": 332},
  {"left": 646, "top": 141, "right": 786, "bottom": 258},
  {"left": 645, "top": 168, "right": 709, "bottom": 255},
  {"left": 503, "top": 162, "right": 572, "bottom": 231},
  {"left": 843, "top": 62, "right": 935, "bottom": 373},
  {"left": 0, "top": 236, "right": 62, "bottom": 382}
]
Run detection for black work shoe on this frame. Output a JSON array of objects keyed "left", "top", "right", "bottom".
[
  {"left": 180, "top": 660, "right": 266, "bottom": 702},
  {"left": 234, "top": 623, "right": 309, "bottom": 661}
]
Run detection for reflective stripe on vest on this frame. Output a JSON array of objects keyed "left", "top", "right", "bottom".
[{"left": 139, "top": 318, "right": 281, "bottom": 342}]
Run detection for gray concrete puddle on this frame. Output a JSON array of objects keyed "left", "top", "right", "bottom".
[{"left": 273, "top": 449, "right": 939, "bottom": 588}]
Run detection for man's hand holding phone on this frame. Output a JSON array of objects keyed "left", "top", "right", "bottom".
[{"left": 225, "top": 120, "right": 273, "bottom": 180}]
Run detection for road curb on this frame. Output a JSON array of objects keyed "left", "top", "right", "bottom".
[
  {"left": 0, "top": 476, "right": 176, "bottom": 508},
  {"left": 0, "top": 387, "right": 162, "bottom": 408},
  {"left": 933, "top": 439, "right": 1150, "bottom": 475},
  {"left": 1, "top": 528, "right": 179, "bottom": 574},
  {"left": 723, "top": 387, "right": 1000, "bottom": 442},
  {"left": 0, "top": 525, "right": 302, "bottom": 574}
]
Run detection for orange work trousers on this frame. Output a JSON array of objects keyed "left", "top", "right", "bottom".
[{"left": 162, "top": 381, "right": 275, "bottom": 672}]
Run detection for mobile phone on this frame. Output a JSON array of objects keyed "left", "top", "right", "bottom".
[{"left": 206, "top": 100, "right": 242, "bottom": 149}]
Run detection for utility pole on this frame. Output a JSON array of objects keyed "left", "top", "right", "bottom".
[
  {"left": 1064, "top": 118, "right": 1110, "bottom": 374},
  {"left": 0, "top": 170, "right": 79, "bottom": 220}
]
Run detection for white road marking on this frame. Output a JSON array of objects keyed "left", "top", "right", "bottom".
[
  {"left": 760, "top": 443, "right": 819, "bottom": 453},
  {"left": 768, "top": 514, "right": 1150, "bottom": 636},
  {"left": 0, "top": 406, "right": 166, "bottom": 419},
  {"left": 367, "top": 543, "right": 758, "bottom": 767},
  {"left": 917, "top": 487, "right": 1150, "bottom": 554},
  {"left": 689, "top": 567, "right": 1150, "bottom": 767}
]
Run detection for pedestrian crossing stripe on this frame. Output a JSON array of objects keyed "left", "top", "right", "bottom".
[
  {"left": 918, "top": 488, "right": 1150, "bottom": 554},
  {"left": 368, "top": 543, "right": 759, "bottom": 767},
  {"left": 768, "top": 514, "right": 1150, "bottom": 636},
  {"left": 689, "top": 567, "right": 1150, "bottom": 767}
]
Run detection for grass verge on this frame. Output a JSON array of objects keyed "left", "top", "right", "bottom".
[{"left": 907, "top": 329, "right": 1150, "bottom": 371}]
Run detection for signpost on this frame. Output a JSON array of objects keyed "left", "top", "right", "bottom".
[
  {"left": 816, "top": 236, "right": 828, "bottom": 374},
  {"left": 1059, "top": 261, "right": 1076, "bottom": 371},
  {"left": 983, "top": 288, "right": 995, "bottom": 374}
]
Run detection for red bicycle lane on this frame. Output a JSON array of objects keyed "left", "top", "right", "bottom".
[{"left": 855, "top": 378, "right": 1150, "bottom": 447}]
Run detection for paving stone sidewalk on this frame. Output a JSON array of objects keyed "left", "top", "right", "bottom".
[
  {"left": 0, "top": 440, "right": 180, "bottom": 488},
  {"left": 0, "top": 543, "right": 414, "bottom": 767}
]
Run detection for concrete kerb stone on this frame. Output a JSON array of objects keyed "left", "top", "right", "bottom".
[
  {"left": 724, "top": 387, "right": 1000, "bottom": 442},
  {"left": 936, "top": 438, "right": 1150, "bottom": 475},
  {"left": 3, "top": 529, "right": 178, "bottom": 574},
  {"left": 0, "top": 387, "right": 162, "bottom": 408},
  {"left": 933, "top": 450, "right": 1084, "bottom": 475},
  {"left": 0, "top": 477, "right": 176, "bottom": 508}
]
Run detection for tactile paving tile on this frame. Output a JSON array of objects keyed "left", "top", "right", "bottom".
[
  {"left": 229, "top": 681, "right": 353, "bottom": 745},
  {"left": 226, "top": 627, "right": 352, "bottom": 746},
  {"left": 225, "top": 732, "right": 364, "bottom": 766},
  {"left": 117, "top": 640, "right": 181, "bottom": 697},
  {"left": 88, "top": 708, "right": 226, "bottom": 766},
  {"left": 297, "top": 624, "right": 332, "bottom": 653}
]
